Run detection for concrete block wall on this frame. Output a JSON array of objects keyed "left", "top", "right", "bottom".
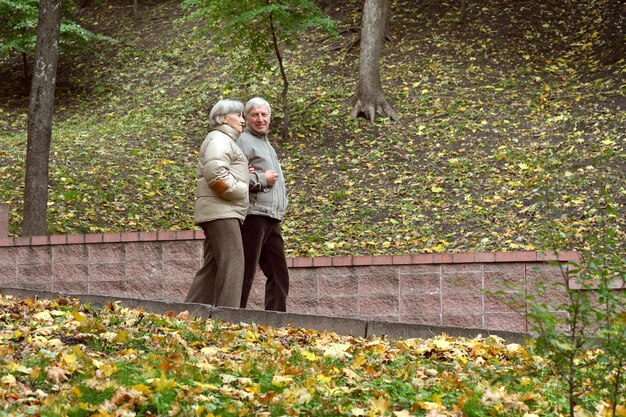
[{"left": 0, "top": 230, "right": 581, "bottom": 332}]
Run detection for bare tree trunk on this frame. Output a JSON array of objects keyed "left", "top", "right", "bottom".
[
  {"left": 21, "top": 52, "right": 29, "bottom": 86},
  {"left": 133, "top": 0, "right": 139, "bottom": 19},
  {"left": 598, "top": 0, "right": 625, "bottom": 64},
  {"left": 351, "top": 0, "right": 398, "bottom": 122},
  {"left": 22, "top": 0, "right": 62, "bottom": 236},
  {"left": 269, "top": 12, "right": 289, "bottom": 141}
]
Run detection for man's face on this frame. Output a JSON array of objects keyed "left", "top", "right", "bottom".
[{"left": 247, "top": 104, "right": 271, "bottom": 135}]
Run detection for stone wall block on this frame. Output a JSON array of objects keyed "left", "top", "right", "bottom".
[
  {"left": 126, "top": 262, "right": 164, "bottom": 301},
  {"left": 443, "top": 263, "right": 483, "bottom": 273},
  {"left": 0, "top": 247, "right": 17, "bottom": 266},
  {"left": 18, "top": 246, "right": 51, "bottom": 265},
  {"left": 442, "top": 272, "right": 483, "bottom": 295},
  {"left": 484, "top": 270, "right": 524, "bottom": 292},
  {"left": 163, "top": 241, "right": 201, "bottom": 261},
  {"left": 358, "top": 294, "right": 399, "bottom": 316},
  {"left": 89, "top": 263, "right": 126, "bottom": 282},
  {"left": 442, "top": 294, "right": 483, "bottom": 314},
  {"left": 484, "top": 313, "right": 527, "bottom": 333},
  {"left": 289, "top": 273, "right": 319, "bottom": 300},
  {"left": 319, "top": 274, "right": 357, "bottom": 297},
  {"left": 126, "top": 242, "right": 163, "bottom": 262},
  {"left": 18, "top": 264, "right": 51, "bottom": 283},
  {"left": 442, "top": 314, "right": 483, "bottom": 328},
  {"left": 484, "top": 262, "right": 525, "bottom": 274},
  {"left": 318, "top": 296, "right": 358, "bottom": 316},
  {"left": 316, "top": 266, "right": 355, "bottom": 277},
  {"left": 89, "top": 280, "right": 127, "bottom": 298},
  {"left": 287, "top": 298, "right": 320, "bottom": 315},
  {"left": 54, "top": 281, "right": 89, "bottom": 294},
  {"left": 52, "top": 245, "right": 87, "bottom": 264},
  {"left": 356, "top": 265, "right": 396, "bottom": 276},
  {"left": 162, "top": 279, "right": 190, "bottom": 302},
  {"left": 400, "top": 294, "right": 441, "bottom": 315},
  {"left": 526, "top": 264, "right": 568, "bottom": 307},
  {"left": 359, "top": 272, "right": 399, "bottom": 295},
  {"left": 484, "top": 292, "right": 525, "bottom": 313},
  {"left": 89, "top": 243, "right": 125, "bottom": 263},
  {"left": 163, "top": 259, "right": 200, "bottom": 281},
  {"left": 127, "top": 279, "right": 164, "bottom": 300},
  {"left": 0, "top": 265, "right": 17, "bottom": 285},
  {"left": 399, "top": 272, "right": 440, "bottom": 294},
  {"left": 400, "top": 314, "right": 443, "bottom": 326},
  {"left": 53, "top": 263, "right": 89, "bottom": 282}
]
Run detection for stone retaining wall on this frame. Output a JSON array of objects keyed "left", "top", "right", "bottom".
[{"left": 0, "top": 230, "right": 580, "bottom": 332}]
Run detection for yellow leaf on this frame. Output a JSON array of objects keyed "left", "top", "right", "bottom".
[
  {"left": 1, "top": 374, "right": 17, "bottom": 385},
  {"left": 271, "top": 375, "right": 293, "bottom": 387},
  {"left": 316, "top": 374, "right": 332, "bottom": 384},
  {"left": 320, "top": 342, "right": 352, "bottom": 359},
  {"left": 369, "top": 396, "right": 390, "bottom": 414},
  {"left": 33, "top": 311, "right": 53, "bottom": 321},
  {"left": 132, "top": 384, "right": 152, "bottom": 394},
  {"left": 302, "top": 350, "right": 317, "bottom": 361},
  {"left": 353, "top": 353, "right": 366, "bottom": 368},
  {"left": 151, "top": 373, "right": 176, "bottom": 392},
  {"left": 62, "top": 353, "right": 78, "bottom": 365}
]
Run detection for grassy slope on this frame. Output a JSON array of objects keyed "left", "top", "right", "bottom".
[{"left": 0, "top": 0, "right": 624, "bottom": 258}]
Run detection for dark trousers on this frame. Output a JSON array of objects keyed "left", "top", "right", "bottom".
[
  {"left": 240, "top": 215, "right": 290, "bottom": 311},
  {"left": 185, "top": 219, "right": 244, "bottom": 307}
]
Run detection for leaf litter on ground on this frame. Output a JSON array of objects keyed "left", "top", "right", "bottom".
[{"left": 1, "top": 294, "right": 624, "bottom": 416}]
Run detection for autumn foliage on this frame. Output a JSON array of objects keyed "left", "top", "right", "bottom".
[{"left": 1, "top": 294, "right": 625, "bottom": 416}]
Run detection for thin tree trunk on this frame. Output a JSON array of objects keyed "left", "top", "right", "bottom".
[
  {"left": 22, "top": 52, "right": 29, "bottom": 86},
  {"left": 351, "top": 0, "right": 398, "bottom": 121},
  {"left": 22, "top": 0, "right": 62, "bottom": 236},
  {"left": 269, "top": 12, "right": 289, "bottom": 141}
]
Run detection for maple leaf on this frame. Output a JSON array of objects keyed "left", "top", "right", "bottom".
[
  {"left": 150, "top": 373, "right": 176, "bottom": 392},
  {"left": 369, "top": 396, "right": 390, "bottom": 415},
  {"left": 47, "top": 366, "right": 70, "bottom": 385},
  {"left": 319, "top": 342, "right": 352, "bottom": 359},
  {"left": 110, "top": 387, "right": 146, "bottom": 406}
]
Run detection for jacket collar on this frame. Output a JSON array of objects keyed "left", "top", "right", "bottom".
[
  {"left": 214, "top": 124, "right": 241, "bottom": 141},
  {"left": 244, "top": 126, "right": 268, "bottom": 140}
]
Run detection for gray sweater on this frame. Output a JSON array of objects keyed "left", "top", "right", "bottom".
[{"left": 237, "top": 128, "right": 288, "bottom": 221}]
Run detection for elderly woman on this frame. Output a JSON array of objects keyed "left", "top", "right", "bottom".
[{"left": 185, "top": 99, "right": 248, "bottom": 307}]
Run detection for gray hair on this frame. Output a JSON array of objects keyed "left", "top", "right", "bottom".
[
  {"left": 209, "top": 99, "right": 244, "bottom": 126},
  {"left": 244, "top": 97, "right": 271, "bottom": 117}
]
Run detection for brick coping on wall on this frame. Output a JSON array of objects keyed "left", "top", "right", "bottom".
[{"left": 0, "top": 230, "right": 582, "bottom": 266}]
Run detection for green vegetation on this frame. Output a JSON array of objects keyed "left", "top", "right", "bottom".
[{"left": 0, "top": 0, "right": 623, "bottom": 258}]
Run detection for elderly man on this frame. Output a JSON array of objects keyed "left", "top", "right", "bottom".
[{"left": 238, "top": 97, "right": 290, "bottom": 312}]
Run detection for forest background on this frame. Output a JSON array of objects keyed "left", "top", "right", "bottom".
[{"left": 0, "top": 0, "right": 624, "bottom": 259}]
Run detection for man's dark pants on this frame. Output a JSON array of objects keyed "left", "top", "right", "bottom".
[{"left": 240, "top": 215, "right": 290, "bottom": 311}]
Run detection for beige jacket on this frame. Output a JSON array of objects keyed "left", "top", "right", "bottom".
[{"left": 194, "top": 124, "right": 249, "bottom": 224}]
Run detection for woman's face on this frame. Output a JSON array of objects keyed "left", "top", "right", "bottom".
[{"left": 222, "top": 112, "right": 245, "bottom": 133}]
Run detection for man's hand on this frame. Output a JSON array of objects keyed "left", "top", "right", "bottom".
[{"left": 265, "top": 170, "right": 278, "bottom": 187}]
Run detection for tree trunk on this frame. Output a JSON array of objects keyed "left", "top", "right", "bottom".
[
  {"left": 22, "top": 0, "right": 62, "bottom": 236},
  {"left": 351, "top": 0, "right": 398, "bottom": 122},
  {"left": 598, "top": 0, "right": 625, "bottom": 64},
  {"left": 269, "top": 12, "right": 289, "bottom": 141},
  {"left": 22, "top": 52, "right": 29, "bottom": 86}
]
